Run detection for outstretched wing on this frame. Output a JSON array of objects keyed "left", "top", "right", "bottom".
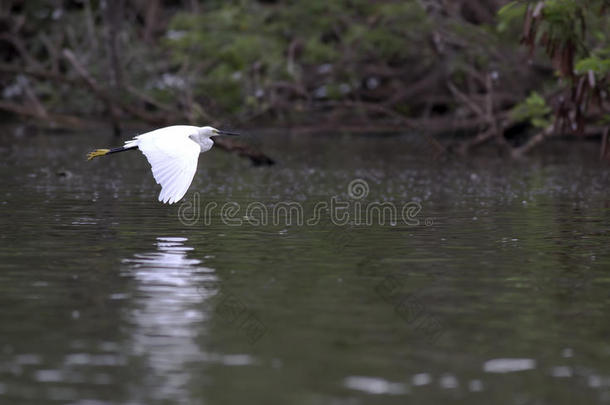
[{"left": 136, "top": 134, "right": 201, "bottom": 204}]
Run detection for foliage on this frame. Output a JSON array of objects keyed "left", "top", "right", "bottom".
[
  {"left": 575, "top": 54, "right": 610, "bottom": 76},
  {"left": 511, "top": 92, "right": 552, "bottom": 128},
  {"left": 163, "top": 0, "right": 431, "bottom": 119},
  {"left": 1, "top": 0, "right": 608, "bottom": 155},
  {"left": 498, "top": 0, "right": 610, "bottom": 138}
]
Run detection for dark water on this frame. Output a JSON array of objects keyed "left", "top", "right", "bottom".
[{"left": 1, "top": 126, "right": 610, "bottom": 404}]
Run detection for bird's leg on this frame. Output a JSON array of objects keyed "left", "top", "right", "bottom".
[
  {"left": 87, "top": 146, "right": 135, "bottom": 160},
  {"left": 87, "top": 149, "right": 111, "bottom": 160}
]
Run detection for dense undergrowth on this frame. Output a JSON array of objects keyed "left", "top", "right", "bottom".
[{"left": 1, "top": 0, "right": 609, "bottom": 157}]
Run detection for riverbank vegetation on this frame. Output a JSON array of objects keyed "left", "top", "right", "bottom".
[{"left": 1, "top": 0, "right": 609, "bottom": 158}]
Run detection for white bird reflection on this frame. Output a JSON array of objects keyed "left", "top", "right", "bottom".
[{"left": 123, "top": 236, "right": 217, "bottom": 403}]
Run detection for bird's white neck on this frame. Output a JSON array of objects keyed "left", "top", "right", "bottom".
[{"left": 193, "top": 135, "right": 214, "bottom": 153}]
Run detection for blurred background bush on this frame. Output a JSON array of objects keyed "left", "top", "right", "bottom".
[{"left": 1, "top": 0, "right": 609, "bottom": 156}]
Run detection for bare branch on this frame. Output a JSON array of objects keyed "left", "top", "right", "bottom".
[{"left": 511, "top": 124, "right": 555, "bottom": 158}]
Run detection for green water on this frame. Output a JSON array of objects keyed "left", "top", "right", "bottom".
[{"left": 1, "top": 127, "right": 610, "bottom": 404}]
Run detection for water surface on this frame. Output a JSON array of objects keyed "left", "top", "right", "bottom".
[{"left": 1, "top": 126, "right": 610, "bottom": 404}]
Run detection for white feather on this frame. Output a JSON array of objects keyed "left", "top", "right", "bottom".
[{"left": 128, "top": 126, "right": 202, "bottom": 204}]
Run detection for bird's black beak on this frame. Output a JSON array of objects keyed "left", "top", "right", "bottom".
[{"left": 217, "top": 130, "right": 240, "bottom": 136}]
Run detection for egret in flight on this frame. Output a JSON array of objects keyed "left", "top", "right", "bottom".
[{"left": 87, "top": 125, "right": 239, "bottom": 204}]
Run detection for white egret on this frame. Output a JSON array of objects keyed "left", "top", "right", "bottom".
[{"left": 87, "top": 125, "right": 239, "bottom": 204}]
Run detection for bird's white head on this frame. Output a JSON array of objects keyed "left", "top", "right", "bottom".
[{"left": 198, "top": 126, "right": 240, "bottom": 138}]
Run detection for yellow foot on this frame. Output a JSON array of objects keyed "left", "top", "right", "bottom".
[{"left": 87, "top": 149, "right": 110, "bottom": 161}]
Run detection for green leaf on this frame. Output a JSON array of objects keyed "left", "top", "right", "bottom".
[
  {"left": 497, "top": 1, "right": 527, "bottom": 33},
  {"left": 575, "top": 56, "right": 610, "bottom": 75},
  {"left": 511, "top": 92, "right": 552, "bottom": 128}
]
